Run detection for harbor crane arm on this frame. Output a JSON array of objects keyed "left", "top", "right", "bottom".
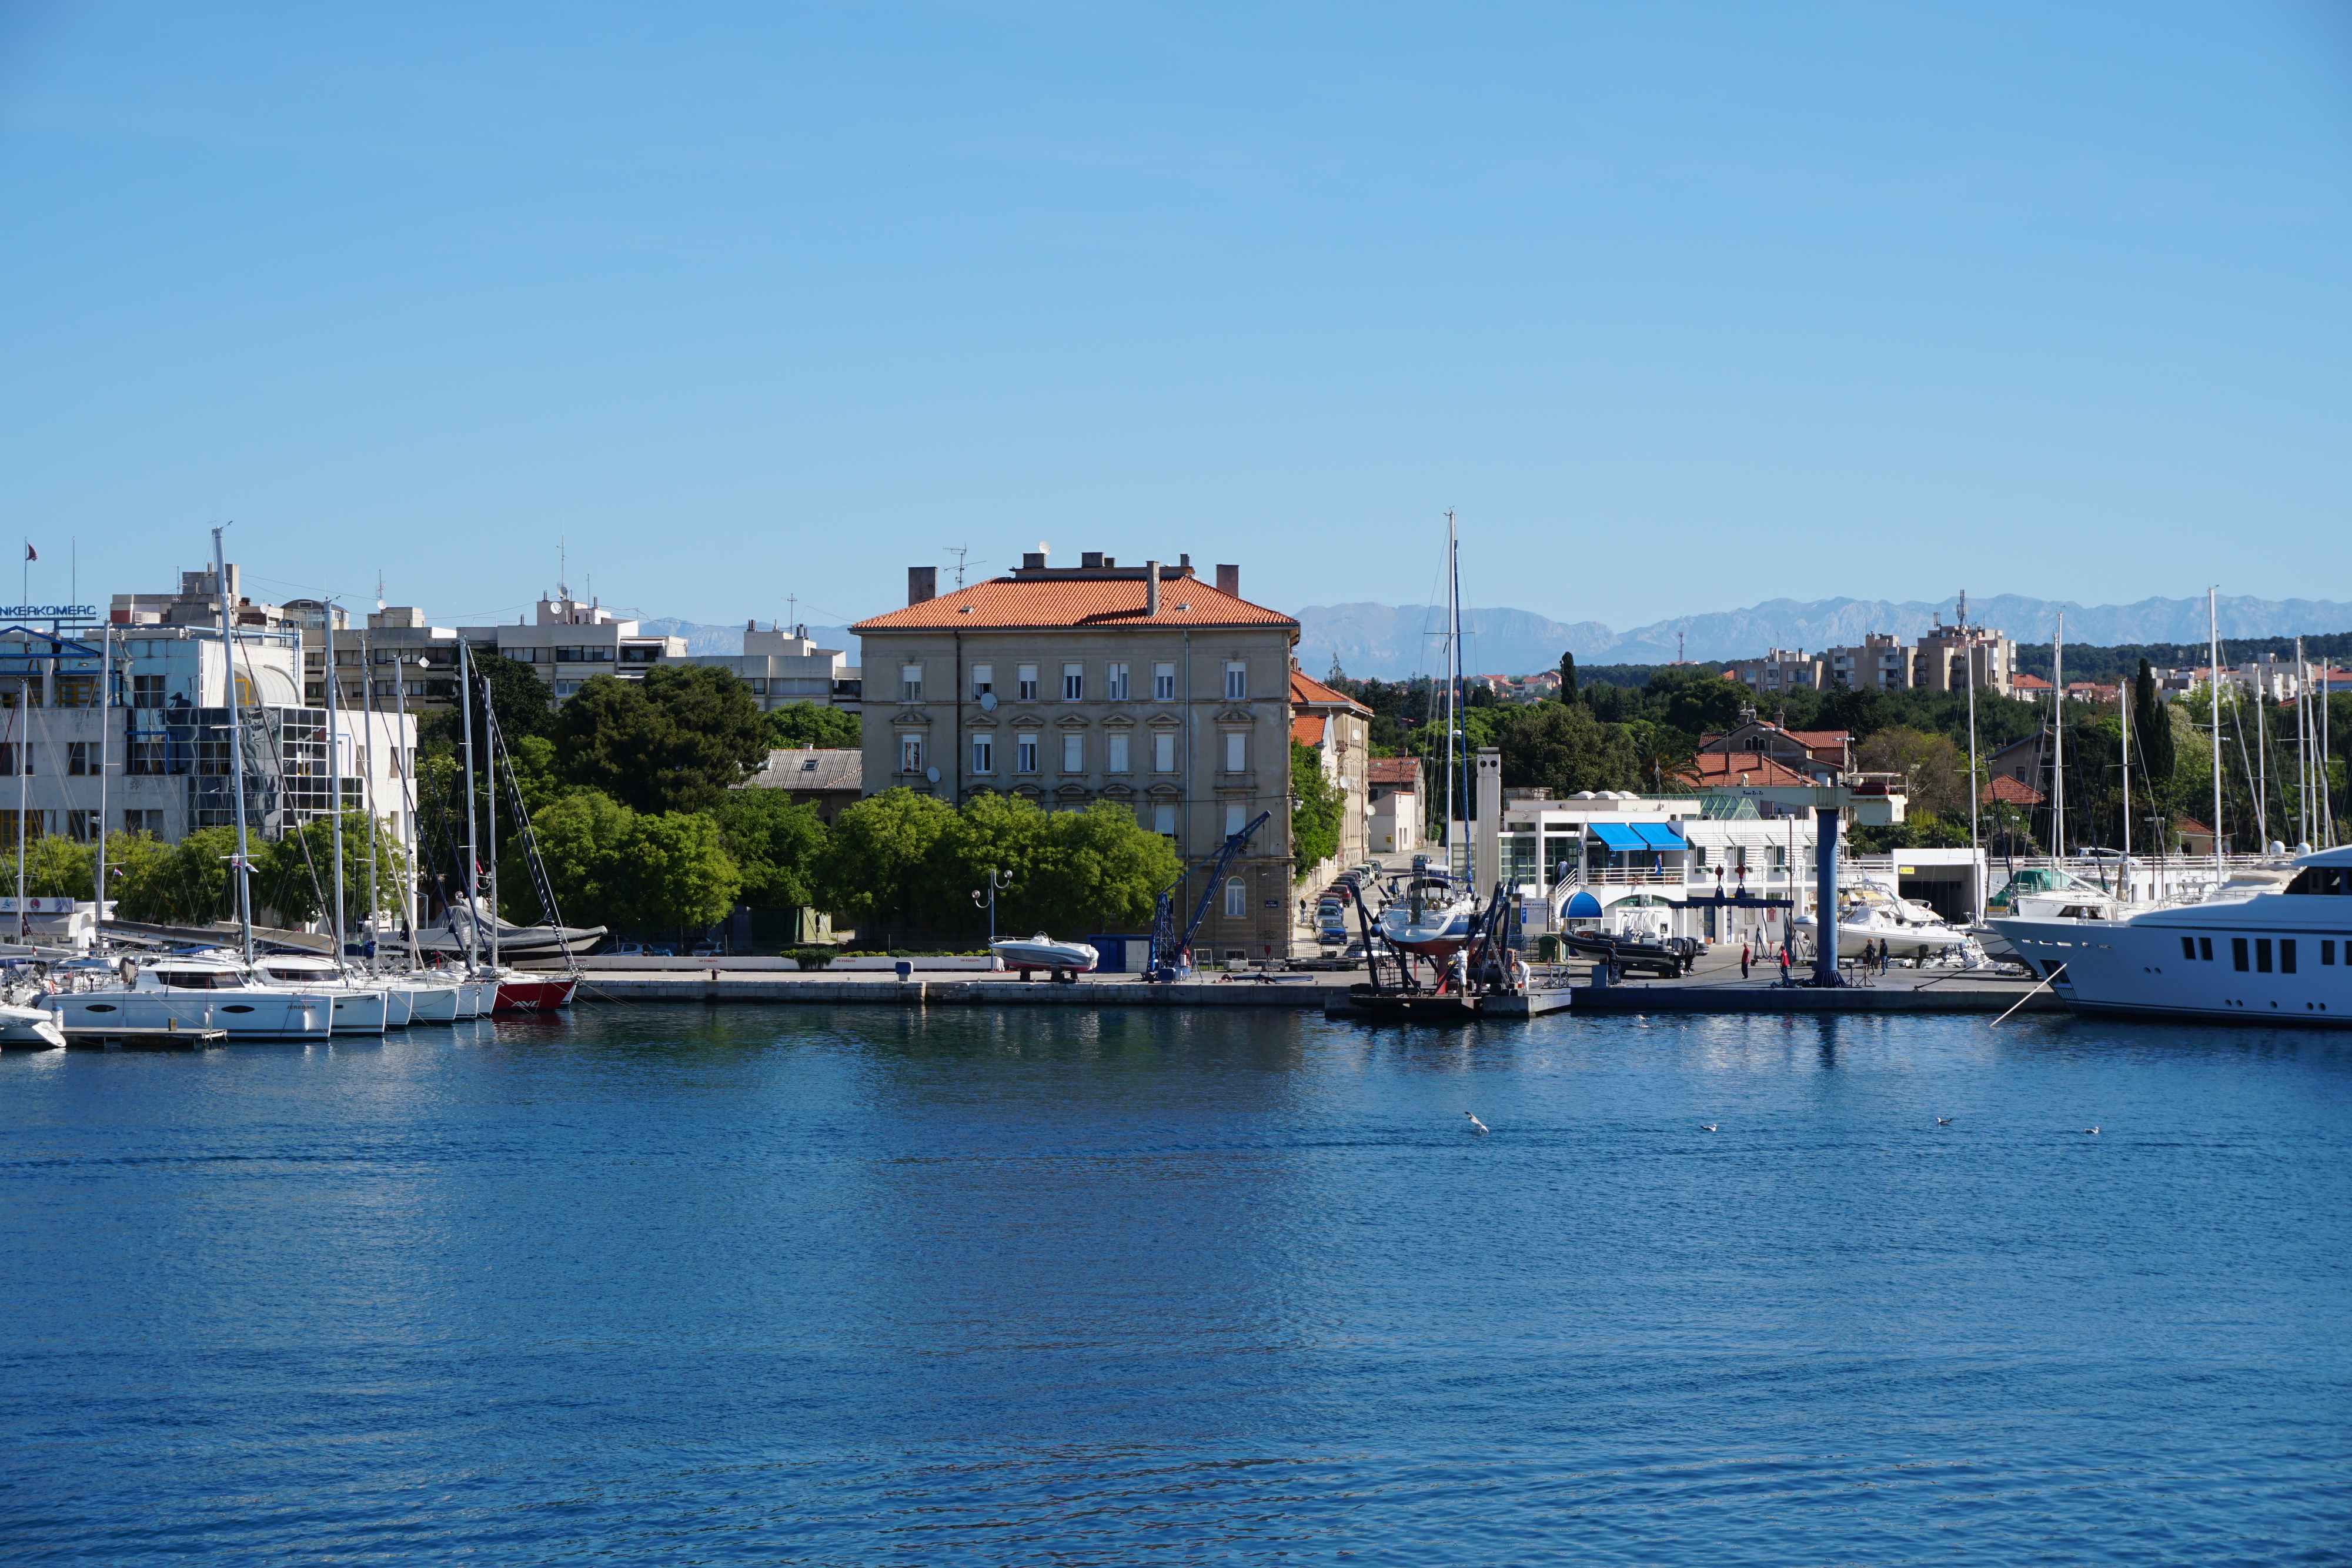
[{"left": 1146, "top": 811, "right": 1272, "bottom": 981}]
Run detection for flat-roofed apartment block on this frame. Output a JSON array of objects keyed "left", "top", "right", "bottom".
[
  {"left": 1723, "top": 649, "right": 1821, "bottom": 694},
  {"left": 681, "top": 623, "right": 862, "bottom": 716},
  {"left": 851, "top": 552, "right": 1302, "bottom": 961}
]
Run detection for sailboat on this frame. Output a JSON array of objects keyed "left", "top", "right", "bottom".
[
  {"left": 457, "top": 643, "right": 578, "bottom": 1013},
  {"left": 1375, "top": 513, "right": 1478, "bottom": 958}
]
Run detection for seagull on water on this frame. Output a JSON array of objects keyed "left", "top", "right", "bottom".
[
  {"left": 1699, "top": 1124, "right": 1718, "bottom": 1133},
  {"left": 2084, "top": 1126, "right": 2100, "bottom": 1135},
  {"left": 1937, "top": 1117, "right": 1953, "bottom": 1125},
  {"left": 1464, "top": 1112, "right": 1489, "bottom": 1135}
]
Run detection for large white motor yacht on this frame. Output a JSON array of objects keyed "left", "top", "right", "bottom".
[
  {"left": 42, "top": 953, "right": 338, "bottom": 1040},
  {"left": 1990, "top": 845, "right": 2352, "bottom": 1027}
]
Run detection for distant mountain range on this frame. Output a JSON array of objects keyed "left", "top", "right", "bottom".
[
  {"left": 1293, "top": 595, "right": 2352, "bottom": 682},
  {"left": 643, "top": 596, "right": 2352, "bottom": 683}
]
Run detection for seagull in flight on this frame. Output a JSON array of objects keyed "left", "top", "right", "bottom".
[
  {"left": 1464, "top": 1112, "right": 1488, "bottom": 1135},
  {"left": 1699, "top": 1124, "right": 1718, "bottom": 1133}
]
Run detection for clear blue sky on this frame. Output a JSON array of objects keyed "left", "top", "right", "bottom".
[{"left": 4, "top": 2, "right": 2347, "bottom": 632}]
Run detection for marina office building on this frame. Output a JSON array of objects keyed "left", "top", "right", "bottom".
[
  {"left": 851, "top": 553, "right": 1309, "bottom": 961},
  {"left": 0, "top": 618, "right": 413, "bottom": 890}
]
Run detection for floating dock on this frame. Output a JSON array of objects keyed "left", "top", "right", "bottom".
[{"left": 59, "top": 1026, "right": 229, "bottom": 1049}]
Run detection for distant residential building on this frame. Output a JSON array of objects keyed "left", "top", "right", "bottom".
[
  {"left": 851, "top": 551, "right": 1304, "bottom": 961},
  {"left": 1695, "top": 714, "right": 1853, "bottom": 783},
  {"left": 739, "top": 748, "right": 863, "bottom": 823},
  {"left": 1724, "top": 648, "right": 1822, "bottom": 694},
  {"left": 680, "top": 623, "right": 862, "bottom": 716},
  {"left": 1823, "top": 631, "right": 1913, "bottom": 690},
  {"left": 1288, "top": 668, "right": 1372, "bottom": 871},
  {"left": 2010, "top": 673, "right": 2054, "bottom": 701},
  {"left": 1367, "top": 757, "right": 1422, "bottom": 855},
  {"left": 1980, "top": 774, "right": 2044, "bottom": 807}
]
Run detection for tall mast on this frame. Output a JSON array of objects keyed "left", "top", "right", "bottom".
[
  {"left": 325, "top": 607, "right": 347, "bottom": 967},
  {"left": 2050, "top": 613, "right": 2064, "bottom": 861},
  {"left": 2118, "top": 661, "right": 2131, "bottom": 895},
  {"left": 12, "top": 673, "right": 26, "bottom": 943},
  {"left": 95, "top": 623, "right": 111, "bottom": 951},
  {"left": 362, "top": 630, "right": 380, "bottom": 972},
  {"left": 1444, "top": 509, "right": 1458, "bottom": 881},
  {"left": 213, "top": 527, "right": 255, "bottom": 965},
  {"left": 1964, "top": 604, "right": 1979, "bottom": 863},
  {"left": 395, "top": 640, "right": 418, "bottom": 974},
  {"left": 459, "top": 638, "right": 481, "bottom": 972},
  {"left": 2209, "top": 587, "right": 2223, "bottom": 868},
  {"left": 2253, "top": 655, "right": 2269, "bottom": 850},
  {"left": 483, "top": 660, "right": 500, "bottom": 971}
]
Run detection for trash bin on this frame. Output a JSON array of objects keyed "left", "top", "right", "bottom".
[
  {"left": 894, "top": 960, "right": 912, "bottom": 981},
  {"left": 1537, "top": 934, "right": 1559, "bottom": 964}
]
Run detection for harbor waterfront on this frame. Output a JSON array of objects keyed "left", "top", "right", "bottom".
[{"left": 3, "top": 1004, "right": 2344, "bottom": 1563}]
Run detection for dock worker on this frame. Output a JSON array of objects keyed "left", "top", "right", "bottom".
[{"left": 1740, "top": 941, "right": 1751, "bottom": 980}]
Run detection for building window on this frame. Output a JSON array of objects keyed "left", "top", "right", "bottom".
[
  {"left": 1224, "top": 877, "right": 1247, "bottom": 918},
  {"left": 126, "top": 741, "right": 166, "bottom": 777},
  {"left": 132, "top": 674, "right": 165, "bottom": 709},
  {"left": 1013, "top": 664, "right": 1038, "bottom": 701},
  {"left": 1063, "top": 663, "right": 1084, "bottom": 701},
  {"left": 619, "top": 646, "right": 658, "bottom": 664},
  {"left": 0, "top": 744, "right": 31, "bottom": 777},
  {"left": 971, "top": 664, "right": 993, "bottom": 699},
  {"left": 1106, "top": 663, "right": 1130, "bottom": 700},
  {"left": 66, "top": 742, "right": 89, "bottom": 776},
  {"left": 1061, "top": 734, "right": 1084, "bottom": 773},
  {"left": 1154, "top": 733, "right": 1176, "bottom": 772},
  {"left": 900, "top": 735, "right": 923, "bottom": 775},
  {"left": 507, "top": 647, "right": 542, "bottom": 663},
  {"left": 1224, "top": 662, "right": 1246, "bottom": 700},
  {"left": 1225, "top": 734, "right": 1246, "bottom": 773},
  {"left": 971, "top": 735, "right": 993, "bottom": 774},
  {"left": 553, "top": 680, "right": 582, "bottom": 697},
  {"left": 1153, "top": 803, "right": 1175, "bottom": 838},
  {"left": 66, "top": 810, "right": 101, "bottom": 842},
  {"left": 1225, "top": 803, "right": 1245, "bottom": 837},
  {"left": 123, "top": 809, "right": 162, "bottom": 835},
  {"left": 1016, "top": 734, "right": 1039, "bottom": 773},
  {"left": 1154, "top": 663, "right": 1175, "bottom": 701},
  {"left": 1107, "top": 734, "right": 1130, "bottom": 773},
  {"left": 901, "top": 664, "right": 923, "bottom": 703}
]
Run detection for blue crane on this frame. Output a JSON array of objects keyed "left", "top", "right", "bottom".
[{"left": 1145, "top": 811, "right": 1272, "bottom": 982}]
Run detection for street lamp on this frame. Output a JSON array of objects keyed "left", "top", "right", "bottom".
[{"left": 972, "top": 867, "right": 1012, "bottom": 949}]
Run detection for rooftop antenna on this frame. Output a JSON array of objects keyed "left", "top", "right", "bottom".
[
  {"left": 787, "top": 592, "right": 799, "bottom": 627},
  {"left": 375, "top": 569, "right": 386, "bottom": 613},
  {"left": 945, "top": 544, "right": 973, "bottom": 590},
  {"left": 558, "top": 536, "right": 569, "bottom": 602}
]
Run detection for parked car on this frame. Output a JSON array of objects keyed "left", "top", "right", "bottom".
[{"left": 690, "top": 942, "right": 722, "bottom": 958}]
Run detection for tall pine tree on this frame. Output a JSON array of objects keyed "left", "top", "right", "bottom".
[
  {"left": 2133, "top": 657, "right": 2176, "bottom": 790},
  {"left": 1558, "top": 651, "right": 1579, "bottom": 703}
]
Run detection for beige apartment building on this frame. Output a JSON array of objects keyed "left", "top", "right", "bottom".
[{"left": 851, "top": 552, "right": 1302, "bottom": 959}]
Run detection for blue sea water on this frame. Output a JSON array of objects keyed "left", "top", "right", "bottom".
[{"left": 1, "top": 1005, "right": 2347, "bottom": 1565}]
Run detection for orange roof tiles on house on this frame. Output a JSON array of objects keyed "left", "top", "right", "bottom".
[
  {"left": 1981, "top": 775, "right": 2044, "bottom": 806},
  {"left": 2012, "top": 673, "right": 2053, "bottom": 690},
  {"left": 852, "top": 574, "right": 1298, "bottom": 633},
  {"left": 1368, "top": 757, "right": 1421, "bottom": 787},
  {"left": 1289, "top": 669, "right": 1371, "bottom": 714},
  {"left": 1291, "top": 715, "right": 1327, "bottom": 745},
  {"left": 1676, "top": 752, "right": 1813, "bottom": 789}
]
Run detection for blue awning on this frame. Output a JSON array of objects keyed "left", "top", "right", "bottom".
[
  {"left": 1563, "top": 890, "right": 1604, "bottom": 918},
  {"left": 1590, "top": 823, "right": 1645, "bottom": 851},
  {"left": 1633, "top": 823, "right": 1686, "bottom": 851}
]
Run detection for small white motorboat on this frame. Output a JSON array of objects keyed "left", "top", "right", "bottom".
[
  {"left": 991, "top": 934, "right": 1099, "bottom": 980},
  {"left": 0, "top": 986, "right": 67, "bottom": 1048}
]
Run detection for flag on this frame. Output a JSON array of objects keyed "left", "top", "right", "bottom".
[{"left": 21, "top": 544, "right": 34, "bottom": 562}]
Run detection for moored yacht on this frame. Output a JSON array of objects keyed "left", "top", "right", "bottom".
[
  {"left": 1990, "top": 845, "right": 2352, "bottom": 1027},
  {"left": 42, "top": 953, "right": 336, "bottom": 1040},
  {"left": 1377, "top": 874, "right": 1478, "bottom": 955},
  {"left": 249, "top": 953, "right": 392, "bottom": 1034}
]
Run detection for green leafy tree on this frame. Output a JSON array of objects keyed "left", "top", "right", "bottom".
[
  {"left": 255, "top": 813, "right": 412, "bottom": 930},
  {"left": 1496, "top": 703, "right": 1638, "bottom": 794},
  {"left": 98, "top": 831, "right": 172, "bottom": 917},
  {"left": 614, "top": 811, "right": 742, "bottom": 935},
  {"left": 1646, "top": 667, "right": 1746, "bottom": 737},
  {"left": 20, "top": 834, "right": 94, "bottom": 899},
  {"left": 1855, "top": 725, "right": 1967, "bottom": 817},
  {"left": 763, "top": 701, "right": 861, "bottom": 750},
  {"left": 710, "top": 788, "right": 828, "bottom": 907},
  {"left": 553, "top": 666, "right": 770, "bottom": 814},
  {"left": 930, "top": 795, "right": 1180, "bottom": 936},
  {"left": 1818, "top": 685, "right": 1891, "bottom": 741},
  {"left": 417, "top": 649, "right": 555, "bottom": 750},
  {"left": 522, "top": 790, "right": 638, "bottom": 928},
  {"left": 2133, "top": 659, "right": 2176, "bottom": 790},
  {"left": 113, "top": 827, "right": 239, "bottom": 925},
  {"left": 815, "top": 787, "right": 959, "bottom": 931},
  {"left": 1288, "top": 739, "right": 1343, "bottom": 874}
]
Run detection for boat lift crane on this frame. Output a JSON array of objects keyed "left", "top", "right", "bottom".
[{"left": 1145, "top": 811, "right": 1272, "bottom": 982}]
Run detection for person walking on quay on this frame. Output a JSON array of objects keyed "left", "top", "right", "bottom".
[
  {"left": 1777, "top": 945, "right": 1790, "bottom": 985},
  {"left": 1740, "top": 941, "right": 1752, "bottom": 980}
]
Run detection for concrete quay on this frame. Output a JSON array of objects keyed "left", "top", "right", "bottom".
[
  {"left": 572, "top": 970, "right": 1349, "bottom": 1009},
  {"left": 1568, "top": 947, "right": 2064, "bottom": 1014}
]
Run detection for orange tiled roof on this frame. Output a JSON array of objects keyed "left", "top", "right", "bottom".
[
  {"left": 1289, "top": 669, "right": 1371, "bottom": 714},
  {"left": 1676, "top": 752, "right": 1812, "bottom": 788},
  {"left": 1779, "top": 730, "right": 1850, "bottom": 751},
  {"left": 1291, "top": 715, "right": 1327, "bottom": 745},
  {"left": 2012, "top": 673, "right": 2053, "bottom": 690},
  {"left": 1981, "top": 775, "right": 2044, "bottom": 805},
  {"left": 853, "top": 574, "right": 1298, "bottom": 633},
  {"left": 1368, "top": 757, "right": 1421, "bottom": 787}
]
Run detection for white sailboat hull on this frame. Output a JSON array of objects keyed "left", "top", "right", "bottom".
[{"left": 42, "top": 989, "right": 333, "bottom": 1040}]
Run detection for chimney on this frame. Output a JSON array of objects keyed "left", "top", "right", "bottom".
[
  {"left": 1215, "top": 563, "right": 1240, "bottom": 597},
  {"left": 1081, "top": 551, "right": 1104, "bottom": 569},
  {"left": 1021, "top": 551, "right": 1046, "bottom": 571},
  {"left": 1146, "top": 560, "right": 1161, "bottom": 616},
  {"left": 908, "top": 566, "right": 937, "bottom": 606}
]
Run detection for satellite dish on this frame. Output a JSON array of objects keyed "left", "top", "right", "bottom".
[
  {"left": 979, "top": 692, "right": 998, "bottom": 711},
  {"left": 925, "top": 765, "right": 941, "bottom": 783}
]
